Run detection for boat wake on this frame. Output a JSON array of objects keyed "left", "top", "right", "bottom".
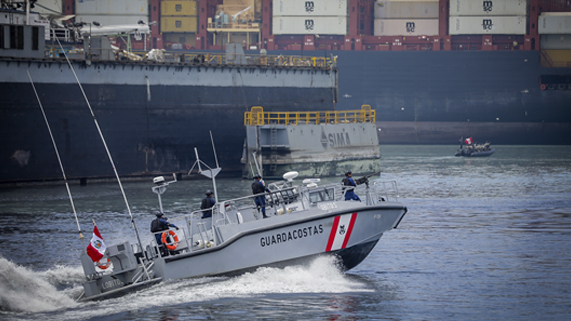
[
  {"left": 2, "top": 255, "right": 371, "bottom": 320},
  {"left": 0, "top": 256, "right": 81, "bottom": 313}
]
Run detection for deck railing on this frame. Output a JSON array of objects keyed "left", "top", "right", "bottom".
[{"left": 244, "top": 105, "right": 376, "bottom": 126}]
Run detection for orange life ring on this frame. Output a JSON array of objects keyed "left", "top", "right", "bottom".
[
  {"left": 540, "top": 84, "right": 546, "bottom": 90},
  {"left": 96, "top": 258, "right": 111, "bottom": 270},
  {"left": 161, "top": 230, "right": 179, "bottom": 250},
  {"left": 185, "top": 44, "right": 191, "bottom": 50}
]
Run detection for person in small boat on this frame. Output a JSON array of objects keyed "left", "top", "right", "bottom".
[
  {"left": 252, "top": 175, "right": 271, "bottom": 218},
  {"left": 200, "top": 190, "right": 215, "bottom": 218},
  {"left": 150, "top": 212, "right": 179, "bottom": 255},
  {"left": 342, "top": 171, "right": 361, "bottom": 201}
]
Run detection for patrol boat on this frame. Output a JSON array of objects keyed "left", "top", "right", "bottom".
[{"left": 77, "top": 171, "right": 407, "bottom": 301}]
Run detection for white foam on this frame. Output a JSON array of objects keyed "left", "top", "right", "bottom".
[
  {"left": 0, "top": 257, "right": 79, "bottom": 313},
  {"left": 1, "top": 255, "right": 372, "bottom": 321}
]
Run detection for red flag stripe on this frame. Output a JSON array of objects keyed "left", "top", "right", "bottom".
[{"left": 93, "top": 224, "right": 103, "bottom": 239}]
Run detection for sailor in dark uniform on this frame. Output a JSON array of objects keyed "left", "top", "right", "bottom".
[
  {"left": 150, "top": 212, "right": 179, "bottom": 256},
  {"left": 252, "top": 175, "right": 271, "bottom": 218},
  {"left": 342, "top": 171, "right": 361, "bottom": 201},
  {"left": 200, "top": 190, "right": 215, "bottom": 218}
]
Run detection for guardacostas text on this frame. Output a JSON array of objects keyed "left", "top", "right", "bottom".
[{"left": 260, "top": 224, "right": 324, "bottom": 247}]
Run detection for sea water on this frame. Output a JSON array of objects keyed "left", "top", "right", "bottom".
[{"left": 0, "top": 145, "right": 570, "bottom": 320}]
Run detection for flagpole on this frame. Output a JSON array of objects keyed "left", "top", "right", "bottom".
[{"left": 27, "top": 70, "right": 84, "bottom": 241}]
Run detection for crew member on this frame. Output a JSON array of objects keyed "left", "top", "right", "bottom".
[
  {"left": 342, "top": 171, "right": 361, "bottom": 201},
  {"left": 200, "top": 190, "right": 216, "bottom": 218},
  {"left": 150, "top": 212, "right": 179, "bottom": 255},
  {"left": 252, "top": 175, "right": 271, "bottom": 218}
]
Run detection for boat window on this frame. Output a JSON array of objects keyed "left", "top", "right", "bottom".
[{"left": 309, "top": 188, "right": 335, "bottom": 203}]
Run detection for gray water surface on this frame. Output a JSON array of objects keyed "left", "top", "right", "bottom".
[{"left": 1, "top": 145, "right": 570, "bottom": 320}]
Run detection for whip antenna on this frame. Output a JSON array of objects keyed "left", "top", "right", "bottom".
[
  {"left": 53, "top": 31, "right": 143, "bottom": 248},
  {"left": 27, "top": 70, "right": 84, "bottom": 240}
]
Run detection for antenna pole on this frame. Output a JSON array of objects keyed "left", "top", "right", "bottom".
[
  {"left": 27, "top": 70, "right": 84, "bottom": 241},
  {"left": 210, "top": 131, "right": 220, "bottom": 169},
  {"left": 54, "top": 32, "right": 144, "bottom": 250}
]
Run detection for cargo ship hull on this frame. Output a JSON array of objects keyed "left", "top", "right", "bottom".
[
  {"left": 327, "top": 50, "right": 571, "bottom": 145},
  {"left": 1, "top": 59, "right": 337, "bottom": 183}
]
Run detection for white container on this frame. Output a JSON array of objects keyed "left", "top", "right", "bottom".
[
  {"left": 538, "top": 13, "right": 571, "bottom": 35},
  {"left": 450, "top": 0, "right": 527, "bottom": 16},
  {"left": 540, "top": 34, "right": 571, "bottom": 49},
  {"left": 374, "top": 1, "right": 439, "bottom": 19},
  {"left": 272, "top": 16, "right": 348, "bottom": 35},
  {"left": 273, "top": 0, "right": 348, "bottom": 16},
  {"left": 373, "top": 19, "right": 439, "bottom": 36},
  {"left": 76, "top": 14, "right": 148, "bottom": 27},
  {"left": 76, "top": 0, "right": 148, "bottom": 15},
  {"left": 449, "top": 16, "right": 527, "bottom": 35}
]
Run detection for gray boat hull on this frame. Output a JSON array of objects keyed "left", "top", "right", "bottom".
[
  {"left": 78, "top": 178, "right": 406, "bottom": 301},
  {"left": 154, "top": 204, "right": 404, "bottom": 280}
]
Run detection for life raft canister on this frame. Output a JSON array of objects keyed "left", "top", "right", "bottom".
[
  {"left": 161, "top": 230, "right": 179, "bottom": 250},
  {"left": 97, "top": 258, "right": 111, "bottom": 270}
]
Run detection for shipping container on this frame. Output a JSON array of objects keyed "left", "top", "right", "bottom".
[
  {"left": 541, "top": 34, "right": 571, "bottom": 49},
  {"left": 75, "top": 0, "right": 147, "bottom": 15},
  {"left": 163, "top": 32, "right": 197, "bottom": 47},
  {"left": 76, "top": 14, "right": 148, "bottom": 27},
  {"left": 272, "top": 16, "right": 348, "bottom": 35},
  {"left": 538, "top": 13, "right": 571, "bottom": 35},
  {"left": 449, "top": 0, "right": 527, "bottom": 16},
  {"left": 374, "top": 19, "right": 439, "bottom": 36},
  {"left": 272, "top": 0, "right": 348, "bottom": 17},
  {"left": 449, "top": 16, "right": 527, "bottom": 35},
  {"left": 161, "top": 0, "right": 198, "bottom": 16},
  {"left": 222, "top": 0, "right": 260, "bottom": 19},
  {"left": 374, "top": 1, "right": 439, "bottom": 19},
  {"left": 161, "top": 16, "right": 198, "bottom": 33}
]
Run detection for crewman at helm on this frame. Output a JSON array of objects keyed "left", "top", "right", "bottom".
[
  {"left": 150, "top": 212, "right": 179, "bottom": 256},
  {"left": 342, "top": 171, "right": 361, "bottom": 201}
]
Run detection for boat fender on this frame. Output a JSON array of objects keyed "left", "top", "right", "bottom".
[
  {"left": 236, "top": 212, "right": 244, "bottom": 224},
  {"left": 96, "top": 258, "right": 111, "bottom": 270},
  {"left": 161, "top": 230, "right": 179, "bottom": 250},
  {"left": 195, "top": 240, "right": 213, "bottom": 248}
]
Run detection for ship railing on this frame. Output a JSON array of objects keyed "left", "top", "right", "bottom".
[
  {"left": 368, "top": 180, "right": 400, "bottom": 203},
  {"left": 130, "top": 50, "right": 334, "bottom": 68},
  {"left": 244, "top": 105, "right": 375, "bottom": 126},
  {"left": 334, "top": 180, "right": 399, "bottom": 204},
  {"left": 148, "top": 227, "right": 192, "bottom": 258}
]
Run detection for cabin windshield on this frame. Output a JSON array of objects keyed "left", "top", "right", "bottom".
[{"left": 308, "top": 187, "right": 335, "bottom": 203}]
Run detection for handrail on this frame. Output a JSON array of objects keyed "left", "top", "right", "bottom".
[
  {"left": 43, "top": 45, "right": 336, "bottom": 68},
  {"left": 244, "top": 105, "right": 376, "bottom": 126}
]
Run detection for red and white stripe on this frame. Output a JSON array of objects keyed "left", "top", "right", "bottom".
[
  {"left": 325, "top": 213, "right": 358, "bottom": 252},
  {"left": 86, "top": 223, "right": 106, "bottom": 262}
]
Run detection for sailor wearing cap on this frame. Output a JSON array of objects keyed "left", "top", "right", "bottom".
[
  {"left": 342, "top": 171, "right": 361, "bottom": 201},
  {"left": 150, "top": 212, "right": 179, "bottom": 255},
  {"left": 200, "top": 190, "right": 216, "bottom": 218},
  {"left": 252, "top": 174, "right": 271, "bottom": 218}
]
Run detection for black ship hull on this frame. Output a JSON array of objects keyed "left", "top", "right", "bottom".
[
  {"left": 273, "top": 50, "right": 571, "bottom": 145},
  {"left": 1, "top": 59, "right": 337, "bottom": 184}
]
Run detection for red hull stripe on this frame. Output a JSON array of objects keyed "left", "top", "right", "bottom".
[
  {"left": 325, "top": 212, "right": 358, "bottom": 252},
  {"left": 326, "top": 215, "right": 341, "bottom": 252},
  {"left": 341, "top": 213, "right": 358, "bottom": 249}
]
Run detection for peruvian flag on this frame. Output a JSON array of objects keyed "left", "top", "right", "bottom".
[
  {"left": 86, "top": 222, "right": 106, "bottom": 262},
  {"left": 465, "top": 137, "right": 473, "bottom": 145}
]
